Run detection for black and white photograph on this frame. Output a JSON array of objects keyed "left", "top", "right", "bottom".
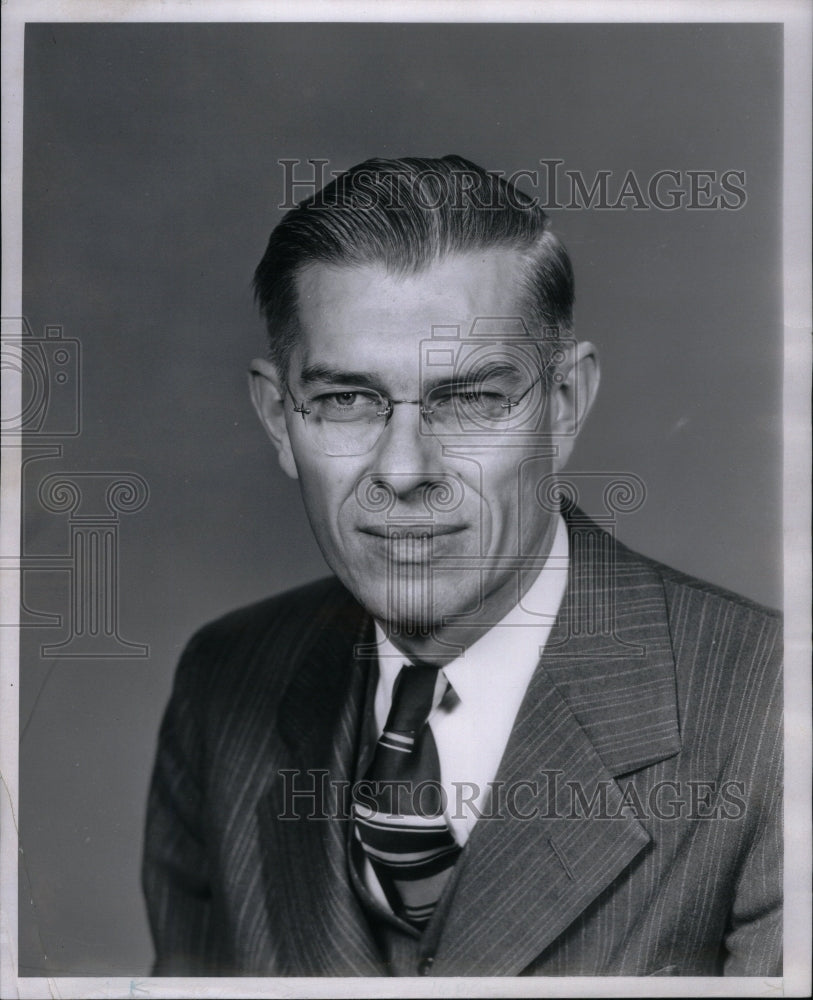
[{"left": 1, "top": 1, "right": 810, "bottom": 996}]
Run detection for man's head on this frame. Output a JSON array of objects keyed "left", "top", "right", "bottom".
[{"left": 250, "top": 155, "right": 599, "bottom": 655}]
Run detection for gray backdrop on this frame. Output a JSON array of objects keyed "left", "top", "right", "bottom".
[{"left": 19, "top": 22, "right": 781, "bottom": 975}]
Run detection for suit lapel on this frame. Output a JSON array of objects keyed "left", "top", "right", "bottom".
[
  {"left": 256, "top": 597, "right": 387, "bottom": 976},
  {"left": 431, "top": 515, "right": 681, "bottom": 976}
]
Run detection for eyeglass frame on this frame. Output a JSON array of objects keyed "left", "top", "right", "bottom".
[{"left": 283, "top": 370, "right": 550, "bottom": 442}]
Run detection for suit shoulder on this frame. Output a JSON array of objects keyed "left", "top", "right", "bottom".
[
  {"left": 614, "top": 539, "right": 783, "bottom": 703},
  {"left": 609, "top": 533, "right": 783, "bottom": 695},
  {"left": 613, "top": 541, "right": 783, "bottom": 765},
  {"left": 653, "top": 556, "right": 779, "bottom": 627},
  {"left": 189, "top": 575, "right": 358, "bottom": 646},
  {"left": 173, "top": 575, "right": 366, "bottom": 693},
  {"left": 614, "top": 535, "right": 781, "bottom": 624}
]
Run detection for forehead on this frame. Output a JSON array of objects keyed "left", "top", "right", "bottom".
[{"left": 293, "top": 250, "right": 531, "bottom": 376}]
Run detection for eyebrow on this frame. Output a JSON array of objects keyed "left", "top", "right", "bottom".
[
  {"left": 298, "top": 364, "right": 385, "bottom": 390},
  {"left": 450, "top": 361, "right": 527, "bottom": 385}
]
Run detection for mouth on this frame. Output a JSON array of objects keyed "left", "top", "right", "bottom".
[
  {"left": 357, "top": 525, "right": 467, "bottom": 564},
  {"left": 358, "top": 528, "right": 464, "bottom": 567},
  {"left": 358, "top": 524, "right": 466, "bottom": 539}
]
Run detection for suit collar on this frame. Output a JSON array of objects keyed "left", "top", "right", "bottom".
[{"left": 542, "top": 507, "right": 681, "bottom": 776}]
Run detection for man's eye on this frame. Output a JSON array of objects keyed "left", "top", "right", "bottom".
[
  {"left": 330, "top": 392, "right": 362, "bottom": 407},
  {"left": 452, "top": 390, "right": 504, "bottom": 406},
  {"left": 313, "top": 390, "right": 382, "bottom": 419},
  {"left": 427, "top": 386, "right": 506, "bottom": 413},
  {"left": 316, "top": 390, "right": 374, "bottom": 406}
]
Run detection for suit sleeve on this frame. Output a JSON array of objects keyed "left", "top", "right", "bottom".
[
  {"left": 723, "top": 789, "right": 783, "bottom": 974},
  {"left": 141, "top": 633, "right": 223, "bottom": 975},
  {"left": 722, "top": 641, "right": 783, "bottom": 977}
]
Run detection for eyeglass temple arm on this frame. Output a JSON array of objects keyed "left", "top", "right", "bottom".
[
  {"left": 502, "top": 370, "right": 550, "bottom": 411},
  {"left": 282, "top": 382, "right": 311, "bottom": 419}
]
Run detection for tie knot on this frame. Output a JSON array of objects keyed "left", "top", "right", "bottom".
[{"left": 386, "top": 664, "right": 440, "bottom": 734}]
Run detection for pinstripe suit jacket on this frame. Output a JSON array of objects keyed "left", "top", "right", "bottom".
[{"left": 142, "top": 513, "right": 782, "bottom": 977}]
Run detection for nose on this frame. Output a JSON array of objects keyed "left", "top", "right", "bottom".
[{"left": 366, "top": 401, "right": 443, "bottom": 501}]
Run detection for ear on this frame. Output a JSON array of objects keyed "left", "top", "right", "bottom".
[
  {"left": 249, "top": 358, "right": 299, "bottom": 480},
  {"left": 548, "top": 340, "right": 600, "bottom": 472}
]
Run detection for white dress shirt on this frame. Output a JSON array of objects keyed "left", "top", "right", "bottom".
[{"left": 364, "top": 514, "right": 569, "bottom": 906}]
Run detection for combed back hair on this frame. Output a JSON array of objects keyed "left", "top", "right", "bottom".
[{"left": 253, "top": 154, "right": 574, "bottom": 379}]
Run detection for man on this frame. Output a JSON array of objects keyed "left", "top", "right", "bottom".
[{"left": 142, "top": 155, "right": 782, "bottom": 977}]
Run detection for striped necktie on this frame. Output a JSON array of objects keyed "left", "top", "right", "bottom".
[{"left": 354, "top": 664, "right": 462, "bottom": 929}]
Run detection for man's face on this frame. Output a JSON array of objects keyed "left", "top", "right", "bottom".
[{"left": 254, "top": 250, "right": 593, "bottom": 640}]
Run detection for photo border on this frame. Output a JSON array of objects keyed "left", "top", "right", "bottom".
[{"left": 2, "top": 2, "right": 810, "bottom": 997}]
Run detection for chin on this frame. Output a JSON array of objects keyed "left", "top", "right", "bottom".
[
  {"left": 363, "top": 578, "right": 473, "bottom": 630},
  {"left": 361, "top": 589, "right": 436, "bottom": 630}
]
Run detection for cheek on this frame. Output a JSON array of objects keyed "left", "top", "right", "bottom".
[
  {"left": 294, "top": 463, "right": 343, "bottom": 538},
  {"left": 480, "top": 455, "right": 523, "bottom": 516},
  {"left": 481, "top": 452, "right": 554, "bottom": 545},
  {"left": 294, "top": 459, "right": 364, "bottom": 547}
]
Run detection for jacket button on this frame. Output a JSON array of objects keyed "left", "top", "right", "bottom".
[{"left": 418, "top": 956, "right": 434, "bottom": 975}]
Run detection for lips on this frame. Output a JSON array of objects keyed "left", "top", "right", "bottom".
[
  {"left": 358, "top": 525, "right": 465, "bottom": 538},
  {"left": 357, "top": 526, "right": 468, "bottom": 568}
]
